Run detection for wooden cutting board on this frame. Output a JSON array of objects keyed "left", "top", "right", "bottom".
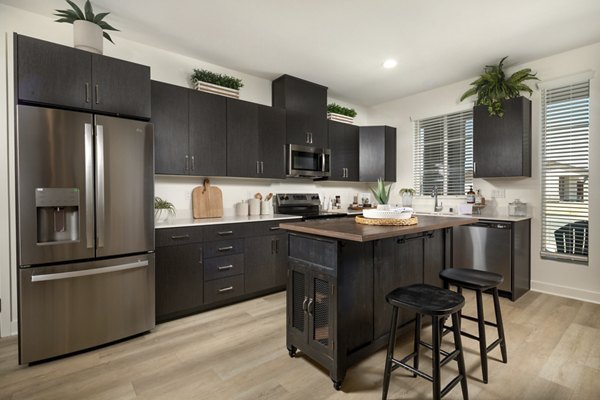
[{"left": 192, "top": 179, "right": 223, "bottom": 219}]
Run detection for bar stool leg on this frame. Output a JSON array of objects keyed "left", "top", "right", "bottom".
[
  {"left": 456, "top": 286, "right": 463, "bottom": 331},
  {"left": 452, "top": 312, "right": 469, "bottom": 400},
  {"left": 492, "top": 287, "right": 508, "bottom": 363},
  {"left": 432, "top": 315, "right": 441, "bottom": 400},
  {"left": 413, "top": 313, "right": 422, "bottom": 376},
  {"left": 382, "top": 307, "right": 399, "bottom": 400},
  {"left": 475, "top": 290, "right": 488, "bottom": 383}
]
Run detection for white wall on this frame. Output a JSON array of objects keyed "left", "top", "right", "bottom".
[
  {"left": 368, "top": 42, "right": 600, "bottom": 303},
  {"left": 0, "top": 4, "right": 370, "bottom": 337}
]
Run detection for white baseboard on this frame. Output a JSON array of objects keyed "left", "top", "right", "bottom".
[{"left": 531, "top": 280, "right": 600, "bottom": 304}]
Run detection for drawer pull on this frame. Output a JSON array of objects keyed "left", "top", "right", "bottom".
[
  {"left": 218, "top": 230, "right": 233, "bottom": 236},
  {"left": 171, "top": 234, "right": 190, "bottom": 240},
  {"left": 269, "top": 226, "right": 281, "bottom": 231},
  {"left": 217, "top": 264, "right": 234, "bottom": 271},
  {"left": 218, "top": 286, "right": 234, "bottom": 293},
  {"left": 218, "top": 246, "right": 234, "bottom": 252}
]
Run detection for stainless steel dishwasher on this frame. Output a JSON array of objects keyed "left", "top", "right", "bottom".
[{"left": 452, "top": 221, "right": 512, "bottom": 292}]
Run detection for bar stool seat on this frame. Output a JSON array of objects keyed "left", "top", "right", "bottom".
[
  {"left": 382, "top": 284, "right": 469, "bottom": 400},
  {"left": 439, "top": 268, "right": 508, "bottom": 384}
]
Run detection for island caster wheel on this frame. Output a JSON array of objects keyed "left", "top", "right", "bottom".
[
  {"left": 288, "top": 346, "right": 297, "bottom": 358},
  {"left": 332, "top": 380, "right": 342, "bottom": 391}
]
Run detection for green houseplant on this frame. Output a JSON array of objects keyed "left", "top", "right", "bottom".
[
  {"left": 460, "top": 56, "right": 538, "bottom": 117},
  {"left": 154, "top": 197, "right": 175, "bottom": 223},
  {"left": 327, "top": 103, "right": 357, "bottom": 118},
  {"left": 370, "top": 178, "right": 392, "bottom": 209},
  {"left": 54, "top": 0, "right": 119, "bottom": 53},
  {"left": 191, "top": 69, "right": 244, "bottom": 98}
]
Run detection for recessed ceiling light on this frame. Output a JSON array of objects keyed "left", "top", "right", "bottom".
[{"left": 383, "top": 59, "right": 397, "bottom": 69}]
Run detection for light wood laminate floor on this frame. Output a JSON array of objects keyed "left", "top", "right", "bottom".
[{"left": 1, "top": 290, "right": 599, "bottom": 399}]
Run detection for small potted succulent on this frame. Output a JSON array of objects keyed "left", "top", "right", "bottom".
[
  {"left": 327, "top": 103, "right": 358, "bottom": 124},
  {"left": 399, "top": 188, "right": 416, "bottom": 207},
  {"left": 154, "top": 197, "right": 175, "bottom": 223},
  {"left": 191, "top": 69, "right": 244, "bottom": 99},
  {"left": 370, "top": 178, "right": 392, "bottom": 210},
  {"left": 54, "top": 0, "right": 119, "bottom": 54}
]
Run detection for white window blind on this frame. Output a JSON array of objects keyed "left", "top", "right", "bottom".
[
  {"left": 413, "top": 110, "right": 473, "bottom": 196},
  {"left": 541, "top": 80, "right": 590, "bottom": 264}
]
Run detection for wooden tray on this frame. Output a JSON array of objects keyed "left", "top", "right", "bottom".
[{"left": 355, "top": 215, "right": 418, "bottom": 226}]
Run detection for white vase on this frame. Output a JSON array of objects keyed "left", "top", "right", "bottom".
[
  {"left": 376, "top": 204, "right": 391, "bottom": 211},
  {"left": 73, "top": 20, "right": 103, "bottom": 54},
  {"left": 154, "top": 209, "right": 168, "bottom": 224},
  {"left": 401, "top": 193, "right": 413, "bottom": 207}
]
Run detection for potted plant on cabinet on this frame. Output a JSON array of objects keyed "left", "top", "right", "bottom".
[
  {"left": 154, "top": 197, "right": 175, "bottom": 223},
  {"left": 191, "top": 69, "right": 244, "bottom": 98},
  {"left": 327, "top": 103, "right": 357, "bottom": 124},
  {"left": 459, "top": 56, "right": 538, "bottom": 117},
  {"left": 399, "top": 188, "right": 416, "bottom": 207},
  {"left": 54, "top": 0, "right": 119, "bottom": 54},
  {"left": 370, "top": 178, "right": 392, "bottom": 210}
]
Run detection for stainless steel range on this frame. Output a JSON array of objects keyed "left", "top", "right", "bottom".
[{"left": 274, "top": 193, "right": 347, "bottom": 220}]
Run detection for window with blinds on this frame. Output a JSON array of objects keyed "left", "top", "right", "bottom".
[
  {"left": 413, "top": 110, "right": 473, "bottom": 196},
  {"left": 541, "top": 80, "right": 590, "bottom": 264}
]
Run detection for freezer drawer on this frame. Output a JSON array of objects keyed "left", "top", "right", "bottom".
[{"left": 18, "top": 254, "right": 155, "bottom": 364}]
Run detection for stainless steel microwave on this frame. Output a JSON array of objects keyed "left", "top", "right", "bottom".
[{"left": 287, "top": 144, "right": 331, "bottom": 178}]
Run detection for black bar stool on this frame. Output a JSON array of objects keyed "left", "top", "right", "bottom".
[
  {"left": 439, "top": 268, "right": 507, "bottom": 384},
  {"left": 382, "top": 284, "right": 468, "bottom": 400}
]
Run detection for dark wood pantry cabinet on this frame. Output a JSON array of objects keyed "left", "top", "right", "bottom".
[
  {"left": 473, "top": 96, "right": 532, "bottom": 178},
  {"left": 359, "top": 125, "right": 397, "bottom": 182},
  {"left": 189, "top": 89, "right": 227, "bottom": 176},
  {"left": 272, "top": 74, "right": 328, "bottom": 148},
  {"left": 16, "top": 34, "right": 150, "bottom": 119},
  {"left": 226, "top": 98, "right": 286, "bottom": 179},
  {"left": 328, "top": 120, "right": 359, "bottom": 181}
]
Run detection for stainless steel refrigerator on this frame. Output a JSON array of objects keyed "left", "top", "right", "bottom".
[{"left": 16, "top": 105, "right": 155, "bottom": 364}]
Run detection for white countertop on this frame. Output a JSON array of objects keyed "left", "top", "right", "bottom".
[{"left": 155, "top": 214, "right": 302, "bottom": 229}]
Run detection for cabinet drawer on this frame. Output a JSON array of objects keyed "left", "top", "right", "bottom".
[
  {"left": 249, "top": 219, "right": 301, "bottom": 236},
  {"left": 204, "top": 223, "right": 248, "bottom": 241},
  {"left": 203, "top": 239, "right": 244, "bottom": 258},
  {"left": 204, "top": 275, "right": 244, "bottom": 304},
  {"left": 289, "top": 234, "right": 337, "bottom": 270},
  {"left": 155, "top": 227, "right": 203, "bottom": 247},
  {"left": 204, "top": 254, "right": 244, "bottom": 281}
]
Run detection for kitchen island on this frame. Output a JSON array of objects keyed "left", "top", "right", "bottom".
[{"left": 279, "top": 215, "right": 476, "bottom": 390}]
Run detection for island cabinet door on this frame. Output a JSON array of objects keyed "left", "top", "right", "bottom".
[{"left": 288, "top": 264, "right": 309, "bottom": 343}]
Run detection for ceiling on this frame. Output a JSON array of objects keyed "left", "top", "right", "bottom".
[{"left": 3, "top": 0, "right": 600, "bottom": 106}]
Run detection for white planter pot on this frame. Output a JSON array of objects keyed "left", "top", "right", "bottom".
[
  {"left": 327, "top": 112, "right": 354, "bottom": 125},
  {"left": 73, "top": 20, "right": 103, "bottom": 54},
  {"left": 194, "top": 81, "right": 240, "bottom": 99},
  {"left": 401, "top": 193, "right": 413, "bottom": 207},
  {"left": 376, "top": 204, "right": 391, "bottom": 211},
  {"left": 154, "top": 209, "right": 169, "bottom": 224}
]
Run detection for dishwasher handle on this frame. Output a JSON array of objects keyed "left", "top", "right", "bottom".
[{"left": 471, "top": 221, "right": 511, "bottom": 229}]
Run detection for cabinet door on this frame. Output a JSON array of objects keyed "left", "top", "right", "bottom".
[
  {"left": 473, "top": 97, "right": 531, "bottom": 177},
  {"left": 227, "top": 98, "right": 259, "bottom": 178},
  {"left": 16, "top": 34, "right": 92, "bottom": 110},
  {"left": 155, "top": 243, "right": 203, "bottom": 321},
  {"left": 189, "top": 90, "right": 227, "bottom": 176},
  {"left": 359, "top": 126, "right": 397, "bottom": 182},
  {"left": 328, "top": 121, "right": 359, "bottom": 181},
  {"left": 91, "top": 54, "right": 151, "bottom": 119},
  {"left": 308, "top": 271, "right": 334, "bottom": 358},
  {"left": 288, "top": 264, "right": 308, "bottom": 340},
  {"left": 373, "top": 237, "right": 423, "bottom": 339},
  {"left": 273, "top": 234, "right": 288, "bottom": 286},
  {"left": 258, "top": 105, "right": 286, "bottom": 179},
  {"left": 151, "top": 81, "right": 189, "bottom": 175},
  {"left": 244, "top": 235, "right": 275, "bottom": 293}
]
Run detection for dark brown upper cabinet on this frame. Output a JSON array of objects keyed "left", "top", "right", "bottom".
[
  {"left": 272, "top": 74, "right": 328, "bottom": 148},
  {"left": 473, "top": 96, "right": 532, "bottom": 178},
  {"left": 328, "top": 120, "right": 359, "bottom": 181},
  {"left": 151, "top": 81, "right": 226, "bottom": 176},
  {"left": 226, "top": 98, "right": 286, "bottom": 179},
  {"left": 359, "top": 126, "right": 397, "bottom": 182},
  {"left": 16, "top": 34, "right": 150, "bottom": 120}
]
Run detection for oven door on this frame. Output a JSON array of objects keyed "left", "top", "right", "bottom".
[{"left": 287, "top": 144, "right": 330, "bottom": 178}]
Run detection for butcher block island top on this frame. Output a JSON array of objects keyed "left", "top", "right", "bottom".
[{"left": 279, "top": 215, "right": 477, "bottom": 242}]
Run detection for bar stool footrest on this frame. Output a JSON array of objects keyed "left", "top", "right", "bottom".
[
  {"left": 391, "top": 359, "right": 433, "bottom": 382},
  {"left": 461, "top": 314, "right": 499, "bottom": 328},
  {"left": 441, "top": 374, "right": 466, "bottom": 398},
  {"left": 486, "top": 338, "right": 503, "bottom": 353},
  {"left": 419, "top": 340, "right": 451, "bottom": 357}
]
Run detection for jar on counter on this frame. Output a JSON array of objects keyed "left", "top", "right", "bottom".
[{"left": 508, "top": 199, "right": 527, "bottom": 217}]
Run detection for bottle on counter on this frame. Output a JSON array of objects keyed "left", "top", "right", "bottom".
[
  {"left": 475, "top": 189, "right": 482, "bottom": 205},
  {"left": 466, "top": 186, "right": 476, "bottom": 204}
]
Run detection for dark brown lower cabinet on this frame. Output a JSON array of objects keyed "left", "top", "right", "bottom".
[{"left": 286, "top": 228, "right": 449, "bottom": 390}]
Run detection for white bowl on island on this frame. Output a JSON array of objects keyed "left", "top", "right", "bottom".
[{"left": 363, "top": 207, "right": 413, "bottom": 220}]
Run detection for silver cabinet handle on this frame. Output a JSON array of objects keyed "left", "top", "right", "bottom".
[
  {"left": 217, "top": 264, "right": 233, "bottom": 271},
  {"left": 256, "top": 161, "right": 260, "bottom": 174},
  {"left": 85, "top": 83, "right": 90, "bottom": 103},
  {"left": 269, "top": 226, "right": 281, "bottom": 231},
  {"left": 260, "top": 161, "right": 264, "bottom": 174},
  {"left": 185, "top": 155, "right": 189, "bottom": 171},
  {"left": 309, "top": 132, "right": 313, "bottom": 144},
  {"left": 191, "top": 155, "right": 195, "bottom": 171},
  {"left": 218, "top": 246, "right": 234, "bottom": 252},
  {"left": 84, "top": 124, "right": 94, "bottom": 249},
  {"left": 218, "top": 230, "right": 233, "bottom": 236},
  {"left": 321, "top": 153, "right": 326, "bottom": 172},
  {"left": 32, "top": 260, "right": 148, "bottom": 282},
  {"left": 94, "top": 84, "right": 100, "bottom": 104},
  {"left": 170, "top": 235, "right": 190, "bottom": 240},
  {"left": 306, "top": 132, "right": 310, "bottom": 144},
  {"left": 302, "top": 296, "right": 308, "bottom": 312},
  {"left": 218, "top": 286, "right": 234, "bottom": 293},
  {"left": 307, "top": 298, "right": 314, "bottom": 316},
  {"left": 473, "top": 161, "right": 477, "bottom": 174},
  {"left": 96, "top": 124, "right": 105, "bottom": 248}
]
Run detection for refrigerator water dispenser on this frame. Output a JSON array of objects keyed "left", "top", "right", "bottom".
[{"left": 35, "top": 188, "right": 80, "bottom": 244}]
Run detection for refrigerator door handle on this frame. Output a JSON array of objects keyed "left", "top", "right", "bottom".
[
  {"left": 96, "top": 124, "right": 105, "bottom": 248},
  {"left": 31, "top": 260, "right": 149, "bottom": 282},
  {"left": 85, "top": 124, "right": 94, "bottom": 249}
]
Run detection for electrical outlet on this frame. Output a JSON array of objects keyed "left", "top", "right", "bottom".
[
  {"left": 491, "top": 189, "right": 505, "bottom": 198},
  {"left": 184, "top": 191, "right": 191, "bottom": 201}
]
